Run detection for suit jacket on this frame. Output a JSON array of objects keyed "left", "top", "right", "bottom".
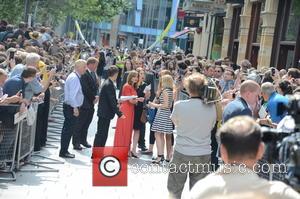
[
  {"left": 222, "top": 97, "right": 252, "bottom": 123},
  {"left": 120, "top": 71, "right": 155, "bottom": 101},
  {"left": 97, "top": 78, "right": 123, "bottom": 119},
  {"left": 80, "top": 70, "right": 99, "bottom": 109}
]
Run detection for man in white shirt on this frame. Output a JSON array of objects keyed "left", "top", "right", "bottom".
[
  {"left": 59, "top": 59, "right": 86, "bottom": 158},
  {"left": 190, "top": 116, "right": 300, "bottom": 199},
  {"left": 168, "top": 73, "right": 216, "bottom": 199}
]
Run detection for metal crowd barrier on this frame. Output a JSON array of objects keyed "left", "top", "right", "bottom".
[
  {"left": 0, "top": 104, "right": 22, "bottom": 180},
  {"left": 47, "top": 83, "right": 64, "bottom": 149},
  {"left": 17, "top": 101, "right": 64, "bottom": 173},
  {"left": 49, "top": 83, "right": 64, "bottom": 115},
  {"left": 0, "top": 99, "right": 66, "bottom": 181},
  {"left": 15, "top": 102, "right": 39, "bottom": 170}
]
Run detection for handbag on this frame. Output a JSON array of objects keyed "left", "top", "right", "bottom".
[
  {"left": 140, "top": 109, "right": 147, "bottom": 123},
  {"left": 147, "top": 108, "right": 157, "bottom": 124},
  {"left": 26, "top": 103, "right": 38, "bottom": 126}
]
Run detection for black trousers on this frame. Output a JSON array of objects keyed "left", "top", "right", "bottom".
[
  {"left": 60, "top": 104, "right": 78, "bottom": 154},
  {"left": 137, "top": 124, "right": 146, "bottom": 148},
  {"left": 34, "top": 89, "right": 51, "bottom": 151},
  {"left": 72, "top": 108, "right": 94, "bottom": 146},
  {"left": 149, "top": 126, "right": 156, "bottom": 145},
  {"left": 116, "top": 67, "right": 122, "bottom": 89},
  {"left": 211, "top": 122, "right": 219, "bottom": 171},
  {"left": 40, "top": 89, "right": 50, "bottom": 146},
  {"left": 93, "top": 117, "right": 111, "bottom": 147}
]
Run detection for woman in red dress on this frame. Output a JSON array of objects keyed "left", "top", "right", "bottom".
[{"left": 114, "top": 70, "right": 144, "bottom": 156}]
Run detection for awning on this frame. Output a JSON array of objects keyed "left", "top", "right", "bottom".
[{"left": 170, "top": 29, "right": 193, "bottom": 39}]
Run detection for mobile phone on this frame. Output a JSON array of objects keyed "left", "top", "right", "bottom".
[
  {"left": 271, "top": 68, "right": 275, "bottom": 76},
  {"left": 9, "top": 51, "right": 15, "bottom": 60},
  {"left": 46, "top": 65, "right": 56, "bottom": 71}
]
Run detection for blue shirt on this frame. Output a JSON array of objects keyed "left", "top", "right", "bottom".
[
  {"left": 64, "top": 72, "right": 84, "bottom": 108},
  {"left": 9, "top": 64, "right": 26, "bottom": 78},
  {"left": 9, "top": 64, "right": 43, "bottom": 99},
  {"left": 3, "top": 75, "right": 25, "bottom": 97},
  {"left": 267, "top": 92, "right": 289, "bottom": 123}
]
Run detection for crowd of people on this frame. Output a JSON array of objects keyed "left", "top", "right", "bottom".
[{"left": 1, "top": 18, "right": 300, "bottom": 199}]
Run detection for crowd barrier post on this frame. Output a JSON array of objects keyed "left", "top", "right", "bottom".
[
  {"left": 0, "top": 104, "right": 24, "bottom": 181},
  {"left": 17, "top": 102, "right": 63, "bottom": 173}
]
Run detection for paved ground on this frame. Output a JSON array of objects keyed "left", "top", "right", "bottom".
[{"left": 0, "top": 103, "right": 190, "bottom": 199}]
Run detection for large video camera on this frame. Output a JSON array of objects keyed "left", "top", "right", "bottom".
[
  {"left": 202, "top": 77, "right": 222, "bottom": 104},
  {"left": 261, "top": 94, "right": 300, "bottom": 190}
]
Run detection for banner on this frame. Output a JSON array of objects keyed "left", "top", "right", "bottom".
[
  {"left": 148, "top": 0, "right": 180, "bottom": 50},
  {"left": 74, "top": 20, "right": 91, "bottom": 47}
]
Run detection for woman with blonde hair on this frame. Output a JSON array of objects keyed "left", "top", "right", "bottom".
[
  {"left": 144, "top": 69, "right": 176, "bottom": 155},
  {"left": 148, "top": 74, "right": 174, "bottom": 163},
  {"left": 114, "top": 70, "right": 144, "bottom": 156}
]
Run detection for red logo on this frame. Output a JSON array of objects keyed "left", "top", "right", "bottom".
[{"left": 92, "top": 147, "right": 128, "bottom": 186}]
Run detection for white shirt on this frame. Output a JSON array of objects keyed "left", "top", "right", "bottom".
[
  {"left": 64, "top": 72, "right": 84, "bottom": 108},
  {"left": 190, "top": 165, "right": 300, "bottom": 199},
  {"left": 171, "top": 98, "right": 216, "bottom": 156},
  {"left": 0, "top": 86, "right": 3, "bottom": 98}
]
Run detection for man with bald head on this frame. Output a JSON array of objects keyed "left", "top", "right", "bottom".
[
  {"left": 223, "top": 80, "right": 261, "bottom": 123},
  {"left": 191, "top": 116, "right": 300, "bottom": 199},
  {"left": 60, "top": 59, "right": 86, "bottom": 158}
]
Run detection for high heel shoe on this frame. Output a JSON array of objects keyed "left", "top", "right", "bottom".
[
  {"left": 130, "top": 151, "right": 139, "bottom": 158},
  {"left": 152, "top": 155, "right": 164, "bottom": 164}
]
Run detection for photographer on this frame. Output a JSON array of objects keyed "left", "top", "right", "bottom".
[
  {"left": 190, "top": 116, "right": 300, "bottom": 199},
  {"left": 167, "top": 73, "right": 216, "bottom": 199}
]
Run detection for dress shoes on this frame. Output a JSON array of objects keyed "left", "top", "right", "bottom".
[
  {"left": 138, "top": 145, "right": 148, "bottom": 152},
  {"left": 59, "top": 151, "right": 75, "bottom": 158},
  {"left": 73, "top": 144, "right": 83, "bottom": 150},
  {"left": 81, "top": 142, "right": 92, "bottom": 148}
]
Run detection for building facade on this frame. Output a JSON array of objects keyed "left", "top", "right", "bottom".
[
  {"left": 222, "top": 0, "right": 300, "bottom": 69},
  {"left": 181, "top": 0, "right": 226, "bottom": 59},
  {"left": 95, "top": 0, "right": 182, "bottom": 51}
]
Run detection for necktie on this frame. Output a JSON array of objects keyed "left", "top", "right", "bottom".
[{"left": 91, "top": 71, "right": 97, "bottom": 83}]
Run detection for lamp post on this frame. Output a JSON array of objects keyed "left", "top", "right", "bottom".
[{"left": 24, "top": 0, "right": 30, "bottom": 22}]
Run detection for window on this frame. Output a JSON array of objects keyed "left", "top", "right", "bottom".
[
  {"left": 271, "top": 0, "right": 300, "bottom": 69},
  {"left": 228, "top": 6, "right": 242, "bottom": 63},
  {"left": 284, "top": 1, "right": 300, "bottom": 41},
  {"left": 245, "top": 1, "right": 264, "bottom": 67},
  {"left": 211, "top": 16, "right": 224, "bottom": 60}
]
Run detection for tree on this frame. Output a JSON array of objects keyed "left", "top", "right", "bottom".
[
  {"left": 0, "top": 0, "right": 23, "bottom": 24},
  {"left": 34, "top": 0, "right": 131, "bottom": 26},
  {"left": 0, "top": 0, "right": 131, "bottom": 26}
]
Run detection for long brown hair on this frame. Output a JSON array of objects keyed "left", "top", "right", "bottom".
[
  {"left": 126, "top": 70, "right": 139, "bottom": 89},
  {"left": 136, "top": 67, "right": 145, "bottom": 87}
]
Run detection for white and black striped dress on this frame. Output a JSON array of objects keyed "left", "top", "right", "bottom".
[{"left": 151, "top": 88, "right": 174, "bottom": 134}]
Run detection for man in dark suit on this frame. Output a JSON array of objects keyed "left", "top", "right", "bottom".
[
  {"left": 223, "top": 80, "right": 261, "bottom": 123},
  {"left": 73, "top": 57, "right": 99, "bottom": 150},
  {"left": 93, "top": 65, "right": 124, "bottom": 147}
]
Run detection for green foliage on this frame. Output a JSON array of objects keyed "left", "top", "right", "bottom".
[
  {"left": 294, "top": 0, "right": 300, "bottom": 16},
  {"left": 0, "top": 0, "right": 24, "bottom": 24},
  {"left": 0, "top": 0, "right": 131, "bottom": 26}
]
